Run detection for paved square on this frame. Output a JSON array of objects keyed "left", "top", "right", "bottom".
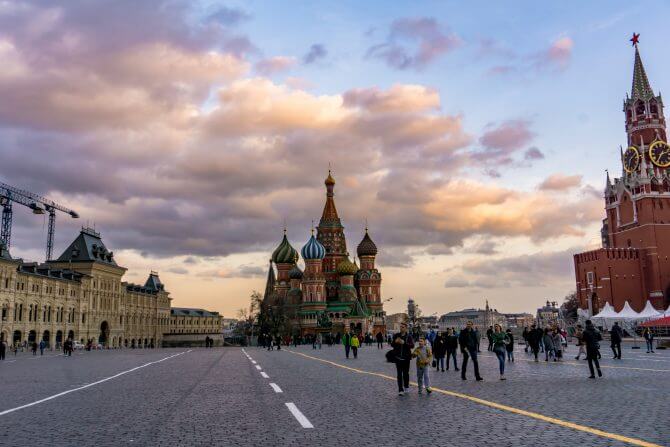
[{"left": 0, "top": 345, "right": 667, "bottom": 446}]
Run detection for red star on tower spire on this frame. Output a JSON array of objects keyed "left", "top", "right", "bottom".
[{"left": 630, "top": 33, "right": 640, "bottom": 46}]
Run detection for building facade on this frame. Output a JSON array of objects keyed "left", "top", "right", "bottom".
[
  {"left": 0, "top": 227, "right": 221, "bottom": 348},
  {"left": 262, "top": 171, "right": 385, "bottom": 336},
  {"left": 574, "top": 39, "right": 670, "bottom": 315},
  {"left": 438, "top": 302, "right": 506, "bottom": 331}
]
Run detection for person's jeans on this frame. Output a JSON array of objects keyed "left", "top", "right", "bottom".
[
  {"left": 530, "top": 344, "right": 540, "bottom": 360},
  {"left": 576, "top": 345, "right": 586, "bottom": 359},
  {"left": 345, "top": 345, "right": 350, "bottom": 358},
  {"left": 352, "top": 347, "right": 358, "bottom": 358},
  {"left": 507, "top": 350, "right": 514, "bottom": 362},
  {"left": 396, "top": 360, "right": 410, "bottom": 392},
  {"left": 587, "top": 350, "right": 601, "bottom": 376},
  {"left": 646, "top": 339, "right": 654, "bottom": 352},
  {"left": 545, "top": 348, "right": 554, "bottom": 361},
  {"left": 494, "top": 348, "right": 505, "bottom": 375},
  {"left": 446, "top": 350, "right": 458, "bottom": 370},
  {"left": 461, "top": 348, "right": 481, "bottom": 379},
  {"left": 436, "top": 357, "right": 445, "bottom": 370},
  {"left": 417, "top": 366, "right": 430, "bottom": 390},
  {"left": 611, "top": 342, "right": 621, "bottom": 358},
  {"left": 377, "top": 341, "right": 383, "bottom": 349}
]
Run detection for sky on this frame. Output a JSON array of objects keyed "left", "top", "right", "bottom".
[{"left": 1, "top": 0, "right": 669, "bottom": 318}]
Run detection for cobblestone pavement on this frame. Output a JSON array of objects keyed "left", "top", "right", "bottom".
[{"left": 0, "top": 345, "right": 667, "bottom": 446}]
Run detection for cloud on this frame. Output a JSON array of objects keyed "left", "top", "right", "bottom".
[
  {"left": 303, "top": 44, "right": 327, "bottom": 64},
  {"left": 524, "top": 147, "right": 545, "bottom": 161},
  {"left": 534, "top": 37, "right": 573, "bottom": 72},
  {"left": 538, "top": 174, "right": 582, "bottom": 191},
  {"left": 255, "top": 56, "right": 296, "bottom": 75},
  {"left": 487, "top": 37, "right": 574, "bottom": 77},
  {"left": 475, "top": 120, "right": 536, "bottom": 165},
  {"left": 366, "top": 18, "right": 459, "bottom": 70},
  {"left": 343, "top": 84, "right": 440, "bottom": 113},
  {"left": 207, "top": 6, "right": 250, "bottom": 26}
]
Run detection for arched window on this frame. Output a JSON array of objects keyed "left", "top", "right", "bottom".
[{"left": 636, "top": 100, "right": 646, "bottom": 116}]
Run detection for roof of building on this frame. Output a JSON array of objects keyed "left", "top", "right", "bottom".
[
  {"left": 288, "top": 264, "right": 304, "bottom": 280},
  {"left": 336, "top": 257, "right": 358, "bottom": 275},
  {"left": 17, "top": 262, "right": 84, "bottom": 282},
  {"left": 320, "top": 171, "right": 342, "bottom": 227},
  {"left": 301, "top": 233, "right": 326, "bottom": 260},
  {"left": 263, "top": 261, "right": 276, "bottom": 302},
  {"left": 356, "top": 229, "right": 378, "bottom": 257},
  {"left": 631, "top": 46, "right": 655, "bottom": 101},
  {"left": 171, "top": 307, "right": 220, "bottom": 317},
  {"left": 54, "top": 227, "right": 118, "bottom": 266},
  {"left": 272, "top": 232, "right": 298, "bottom": 264},
  {"left": 144, "top": 271, "right": 164, "bottom": 291}
]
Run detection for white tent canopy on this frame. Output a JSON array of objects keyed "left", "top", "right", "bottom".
[
  {"left": 615, "top": 301, "right": 641, "bottom": 320},
  {"left": 637, "top": 300, "right": 662, "bottom": 319},
  {"left": 592, "top": 302, "right": 618, "bottom": 319}
]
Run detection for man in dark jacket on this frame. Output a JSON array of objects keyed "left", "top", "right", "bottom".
[
  {"left": 527, "top": 324, "right": 542, "bottom": 362},
  {"left": 432, "top": 333, "right": 447, "bottom": 371},
  {"left": 522, "top": 327, "right": 529, "bottom": 352},
  {"left": 445, "top": 328, "right": 459, "bottom": 371},
  {"left": 392, "top": 323, "right": 414, "bottom": 395},
  {"left": 583, "top": 320, "right": 603, "bottom": 378},
  {"left": 459, "top": 321, "right": 482, "bottom": 381},
  {"left": 610, "top": 322, "right": 623, "bottom": 359},
  {"left": 486, "top": 326, "right": 494, "bottom": 351},
  {"left": 376, "top": 331, "right": 384, "bottom": 349}
]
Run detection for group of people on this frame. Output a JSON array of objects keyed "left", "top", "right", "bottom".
[{"left": 522, "top": 325, "right": 567, "bottom": 362}]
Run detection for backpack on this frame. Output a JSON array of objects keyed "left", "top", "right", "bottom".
[{"left": 385, "top": 349, "right": 396, "bottom": 363}]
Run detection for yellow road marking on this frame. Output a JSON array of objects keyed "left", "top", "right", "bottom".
[
  {"left": 286, "top": 349, "right": 663, "bottom": 447},
  {"left": 515, "top": 357, "right": 670, "bottom": 373}
]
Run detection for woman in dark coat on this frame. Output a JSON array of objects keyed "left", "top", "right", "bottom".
[{"left": 432, "top": 333, "right": 447, "bottom": 372}]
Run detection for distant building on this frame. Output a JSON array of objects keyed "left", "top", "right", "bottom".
[
  {"left": 385, "top": 312, "right": 407, "bottom": 335},
  {"left": 163, "top": 308, "right": 223, "bottom": 347},
  {"left": 503, "top": 312, "right": 535, "bottom": 329},
  {"left": 536, "top": 301, "right": 560, "bottom": 328},
  {"left": 438, "top": 301, "right": 505, "bottom": 331}
]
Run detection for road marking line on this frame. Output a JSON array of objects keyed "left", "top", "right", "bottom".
[
  {"left": 287, "top": 350, "right": 662, "bottom": 447},
  {"left": 251, "top": 360, "right": 257, "bottom": 364},
  {"left": 515, "top": 357, "right": 670, "bottom": 373},
  {"left": 0, "top": 350, "right": 191, "bottom": 417},
  {"left": 285, "top": 402, "right": 313, "bottom": 428},
  {"left": 270, "top": 383, "right": 283, "bottom": 393},
  {"left": 260, "top": 372, "right": 270, "bottom": 379},
  {"left": 255, "top": 365, "right": 262, "bottom": 370}
]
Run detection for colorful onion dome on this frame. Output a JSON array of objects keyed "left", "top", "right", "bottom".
[
  {"left": 356, "top": 229, "right": 377, "bottom": 257},
  {"left": 337, "top": 257, "right": 358, "bottom": 276},
  {"left": 272, "top": 232, "right": 298, "bottom": 264},
  {"left": 301, "top": 234, "right": 326, "bottom": 260},
  {"left": 288, "top": 265, "right": 304, "bottom": 280}
]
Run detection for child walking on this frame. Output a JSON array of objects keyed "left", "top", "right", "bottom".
[{"left": 412, "top": 337, "right": 433, "bottom": 394}]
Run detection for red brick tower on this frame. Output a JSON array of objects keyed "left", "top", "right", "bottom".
[
  {"left": 574, "top": 35, "right": 670, "bottom": 313},
  {"left": 316, "top": 171, "right": 348, "bottom": 302}
]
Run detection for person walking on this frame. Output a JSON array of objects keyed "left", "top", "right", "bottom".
[
  {"left": 574, "top": 324, "right": 586, "bottom": 360},
  {"left": 486, "top": 326, "right": 494, "bottom": 351},
  {"left": 342, "top": 330, "right": 352, "bottom": 359},
  {"left": 474, "top": 326, "right": 481, "bottom": 352},
  {"left": 392, "top": 323, "right": 414, "bottom": 396},
  {"left": 351, "top": 333, "right": 360, "bottom": 359},
  {"left": 552, "top": 329, "right": 564, "bottom": 361},
  {"left": 432, "top": 332, "right": 446, "bottom": 372},
  {"left": 491, "top": 324, "right": 509, "bottom": 380},
  {"left": 412, "top": 336, "right": 433, "bottom": 394},
  {"left": 445, "top": 328, "right": 459, "bottom": 371},
  {"left": 0, "top": 340, "right": 6, "bottom": 361},
  {"left": 583, "top": 320, "right": 603, "bottom": 378},
  {"left": 643, "top": 328, "right": 655, "bottom": 353},
  {"left": 542, "top": 328, "right": 555, "bottom": 362},
  {"left": 31, "top": 341, "right": 37, "bottom": 356},
  {"left": 376, "top": 331, "right": 384, "bottom": 349},
  {"left": 39, "top": 339, "right": 45, "bottom": 355},
  {"left": 459, "top": 321, "right": 483, "bottom": 381},
  {"left": 505, "top": 328, "right": 514, "bottom": 362},
  {"left": 527, "top": 324, "right": 542, "bottom": 362},
  {"left": 610, "top": 322, "right": 623, "bottom": 359},
  {"left": 522, "top": 326, "right": 529, "bottom": 353}
]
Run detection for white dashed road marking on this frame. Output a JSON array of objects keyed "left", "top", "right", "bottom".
[
  {"left": 255, "top": 365, "right": 262, "bottom": 370},
  {"left": 285, "top": 402, "right": 313, "bottom": 428},
  {"left": 260, "top": 372, "right": 269, "bottom": 379},
  {"left": 269, "top": 383, "right": 283, "bottom": 393}
]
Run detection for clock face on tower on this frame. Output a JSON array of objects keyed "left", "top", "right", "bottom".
[
  {"left": 649, "top": 140, "right": 670, "bottom": 168},
  {"left": 623, "top": 146, "right": 640, "bottom": 173}
]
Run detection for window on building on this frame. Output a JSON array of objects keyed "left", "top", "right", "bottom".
[{"left": 586, "top": 271, "right": 594, "bottom": 285}]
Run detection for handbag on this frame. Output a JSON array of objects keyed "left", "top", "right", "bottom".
[
  {"left": 432, "top": 359, "right": 437, "bottom": 368},
  {"left": 385, "top": 349, "right": 397, "bottom": 363}
]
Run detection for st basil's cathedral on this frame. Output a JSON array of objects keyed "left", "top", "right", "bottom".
[{"left": 262, "top": 171, "right": 385, "bottom": 336}]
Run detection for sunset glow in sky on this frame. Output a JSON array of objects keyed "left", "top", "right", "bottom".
[{"left": 3, "top": 1, "right": 670, "bottom": 317}]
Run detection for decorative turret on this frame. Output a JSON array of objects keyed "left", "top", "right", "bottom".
[
  {"left": 337, "top": 256, "right": 358, "bottom": 276},
  {"left": 300, "top": 228, "right": 326, "bottom": 306},
  {"left": 301, "top": 233, "right": 326, "bottom": 260},
  {"left": 357, "top": 228, "right": 378, "bottom": 257},
  {"left": 289, "top": 265, "right": 304, "bottom": 280},
  {"left": 272, "top": 230, "right": 298, "bottom": 264}
]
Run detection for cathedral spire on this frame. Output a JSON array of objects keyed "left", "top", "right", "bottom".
[
  {"left": 631, "top": 36, "right": 654, "bottom": 101},
  {"left": 320, "top": 170, "right": 341, "bottom": 226},
  {"left": 263, "top": 259, "right": 276, "bottom": 302}
]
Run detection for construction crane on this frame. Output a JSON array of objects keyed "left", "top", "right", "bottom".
[{"left": 0, "top": 181, "right": 79, "bottom": 261}]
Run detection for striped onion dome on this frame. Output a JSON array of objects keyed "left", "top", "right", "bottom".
[
  {"left": 288, "top": 265, "right": 304, "bottom": 280},
  {"left": 356, "top": 229, "right": 377, "bottom": 257},
  {"left": 337, "top": 257, "right": 358, "bottom": 276},
  {"left": 272, "top": 233, "right": 298, "bottom": 264},
  {"left": 301, "top": 234, "right": 326, "bottom": 260}
]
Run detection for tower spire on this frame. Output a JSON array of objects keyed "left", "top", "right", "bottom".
[{"left": 631, "top": 35, "right": 654, "bottom": 101}]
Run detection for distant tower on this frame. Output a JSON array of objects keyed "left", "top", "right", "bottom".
[
  {"left": 300, "top": 231, "right": 327, "bottom": 310},
  {"left": 271, "top": 229, "right": 298, "bottom": 304},
  {"left": 316, "top": 170, "right": 348, "bottom": 301},
  {"left": 356, "top": 226, "right": 382, "bottom": 314}
]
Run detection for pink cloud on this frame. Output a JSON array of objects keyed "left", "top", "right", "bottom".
[
  {"left": 254, "top": 56, "right": 296, "bottom": 75},
  {"left": 538, "top": 173, "right": 583, "bottom": 191}
]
